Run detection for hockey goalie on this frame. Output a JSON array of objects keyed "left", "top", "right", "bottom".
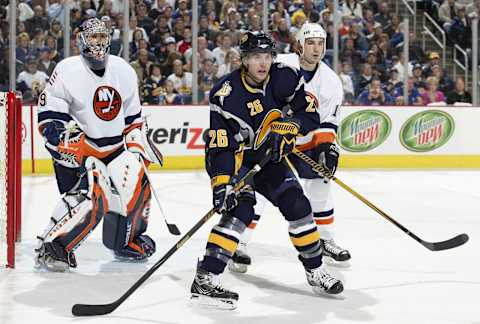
[{"left": 34, "top": 18, "right": 163, "bottom": 272}]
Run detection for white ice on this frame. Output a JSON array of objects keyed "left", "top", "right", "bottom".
[{"left": 1, "top": 169, "right": 479, "bottom": 324}]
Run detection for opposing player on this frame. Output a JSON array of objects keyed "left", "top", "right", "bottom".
[
  {"left": 229, "top": 23, "right": 350, "bottom": 273},
  {"left": 34, "top": 18, "right": 163, "bottom": 272},
  {"left": 190, "top": 31, "right": 343, "bottom": 310}
]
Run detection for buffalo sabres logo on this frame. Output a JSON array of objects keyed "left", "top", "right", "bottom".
[
  {"left": 305, "top": 91, "right": 319, "bottom": 112},
  {"left": 93, "top": 86, "right": 122, "bottom": 121},
  {"left": 239, "top": 33, "right": 249, "bottom": 45},
  {"left": 214, "top": 81, "right": 232, "bottom": 98}
]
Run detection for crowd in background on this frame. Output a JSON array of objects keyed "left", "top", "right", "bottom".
[{"left": 0, "top": 0, "right": 477, "bottom": 106}]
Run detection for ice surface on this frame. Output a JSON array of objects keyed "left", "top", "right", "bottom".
[{"left": 1, "top": 170, "right": 479, "bottom": 324}]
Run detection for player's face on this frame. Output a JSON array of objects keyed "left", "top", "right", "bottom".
[
  {"left": 302, "top": 38, "right": 324, "bottom": 64},
  {"left": 85, "top": 32, "right": 110, "bottom": 59},
  {"left": 245, "top": 52, "right": 273, "bottom": 83}
]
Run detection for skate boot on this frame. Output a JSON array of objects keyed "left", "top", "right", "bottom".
[
  {"left": 228, "top": 242, "right": 251, "bottom": 273},
  {"left": 190, "top": 267, "right": 239, "bottom": 310},
  {"left": 320, "top": 238, "right": 351, "bottom": 264},
  {"left": 35, "top": 241, "right": 77, "bottom": 272},
  {"left": 305, "top": 265, "right": 344, "bottom": 295},
  {"left": 114, "top": 234, "right": 156, "bottom": 261}
]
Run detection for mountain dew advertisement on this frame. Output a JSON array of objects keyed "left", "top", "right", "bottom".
[
  {"left": 400, "top": 110, "right": 455, "bottom": 152},
  {"left": 338, "top": 110, "right": 391, "bottom": 152}
]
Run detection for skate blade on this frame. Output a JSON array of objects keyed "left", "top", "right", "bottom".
[
  {"left": 311, "top": 286, "right": 345, "bottom": 299},
  {"left": 227, "top": 261, "right": 248, "bottom": 274},
  {"left": 324, "top": 256, "right": 351, "bottom": 268},
  {"left": 113, "top": 255, "right": 149, "bottom": 263},
  {"left": 34, "top": 259, "right": 71, "bottom": 273},
  {"left": 190, "top": 294, "right": 237, "bottom": 310}
]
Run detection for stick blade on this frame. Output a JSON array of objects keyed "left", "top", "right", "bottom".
[
  {"left": 72, "top": 303, "right": 118, "bottom": 316},
  {"left": 167, "top": 223, "right": 181, "bottom": 236},
  {"left": 422, "top": 233, "right": 469, "bottom": 251}
]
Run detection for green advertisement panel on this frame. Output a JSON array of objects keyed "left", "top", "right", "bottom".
[
  {"left": 338, "top": 110, "right": 392, "bottom": 152},
  {"left": 400, "top": 110, "right": 455, "bottom": 152}
]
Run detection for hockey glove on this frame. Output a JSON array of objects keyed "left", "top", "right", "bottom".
[
  {"left": 43, "top": 121, "right": 87, "bottom": 168},
  {"left": 212, "top": 175, "right": 239, "bottom": 213},
  {"left": 318, "top": 142, "right": 339, "bottom": 176},
  {"left": 269, "top": 118, "right": 300, "bottom": 163},
  {"left": 124, "top": 122, "right": 164, "bottom": 166}
]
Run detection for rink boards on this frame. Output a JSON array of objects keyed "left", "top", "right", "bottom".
[{"left": 19, "top": 105, "right": 480, "bottom": 174}]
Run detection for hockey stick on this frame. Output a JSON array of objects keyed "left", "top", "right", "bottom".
[
  {"left": 140, "top": 159, "right": 181, "bottom": 236},
  {"left": 72, "top": 151, "right": 272, "bottom": 316},
  {"left": 293, "top": 149, "right": 469, "bottom": 252}
]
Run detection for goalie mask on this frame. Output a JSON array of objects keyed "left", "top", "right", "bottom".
[
  {"left": 296, "top": 23, "right": 327, "bottom": 59},
  {"left": 77, "top": 18, "right": 111, "bottom": 70}
]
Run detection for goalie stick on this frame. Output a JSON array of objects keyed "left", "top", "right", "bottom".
[
  {"left": 140, "top": 159, "right": 181, "bottom": 236},
  {"left": 71, "top": 150, "right": 273, "bottom": 316},
  {"left": 293, "top": 149, "right": 469, "bottom": 252}
]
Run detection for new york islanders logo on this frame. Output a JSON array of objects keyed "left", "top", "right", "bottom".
[{"left": 93, "top": 86, "right": 122, "bottom": 121}]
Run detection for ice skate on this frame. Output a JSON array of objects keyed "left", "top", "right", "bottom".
[
  {"left": 321, "top": 238, "right": 351, "bottom": 266},
  {"left": 190, "top": 267, "right": 239, "bottom": 310},
  {"left": 35, "top": 241, "right": 77, "bottom": 272},
  {"left": 305, "top": 265, "right": 344, "bottom": 295}
]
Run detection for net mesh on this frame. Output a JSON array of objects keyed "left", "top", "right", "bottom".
[{"left": 0, "top": 92, "right": 8, "bottom": 266}]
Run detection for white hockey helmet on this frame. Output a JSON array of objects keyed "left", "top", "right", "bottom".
[{"left": 296, "top": 22, "right": 327, "bottom": 59}]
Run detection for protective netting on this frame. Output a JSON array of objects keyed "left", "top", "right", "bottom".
[{"left": 0, "top": 92, "right": 8, "bottom": 267}]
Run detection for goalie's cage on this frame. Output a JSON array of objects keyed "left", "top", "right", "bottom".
[{"left": 0, "top": 92, "right": 22, "bottom": 268}]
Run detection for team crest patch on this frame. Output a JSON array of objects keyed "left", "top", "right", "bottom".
[
  {"left": 93, "top": 86, "right": 122, "bottom": 121},
  {"left": 214, "top": 81, "right": 232, "bottom": 98}
]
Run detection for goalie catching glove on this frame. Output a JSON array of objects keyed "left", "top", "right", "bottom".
[
  {"left": 124, "top": 121, "right": 163, "bottom": 166},
  {"left": 269, "top": 118, "right": 301, "bottom": 163}
]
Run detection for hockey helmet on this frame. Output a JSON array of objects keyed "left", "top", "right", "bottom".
[
  {"left": 77, "top": 18, "right": 111, "bottom": 70},
  {"left": 239, "top": 31, "right": 277, "bottom": 58},
  {"left": 296, "top": 23, "right": 327, "bottom": 59}
]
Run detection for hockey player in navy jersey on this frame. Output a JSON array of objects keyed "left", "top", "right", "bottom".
[
  {"left": 229, "top": 23, "right": 351, "bottom": 273},
  {"left": 190, "top": 31, "right": 343, "bottom": 310},
  {"left": 34, "top": 18, "right": 163, "bottom": 272}
]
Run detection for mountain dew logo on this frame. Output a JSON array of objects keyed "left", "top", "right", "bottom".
[
  {"left": 338, "top": 110, "right": 391, "bottom": 152},
  {"left": 400, "top": 110, "right": 454, "bottom": 152}
]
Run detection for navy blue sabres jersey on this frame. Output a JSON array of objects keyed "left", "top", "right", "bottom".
[{"left": 207, "top": 62, "right": 309, "bottom": 178}]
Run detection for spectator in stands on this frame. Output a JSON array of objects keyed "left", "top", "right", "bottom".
[
  {"left": 136, "top": 2, "right": 155, "bottom": 35},
  {"left": 185, "top": 36, "right": 214, "bottom": 68},
  {"left": 374, "top": 1, "right": 392, "bottom": 34},
  {"left": 6, "top": 0, "right": 34, "bottom": 23},
  {"left": 272, "top": 18, "right": 293, "bottom": 53},
  {"left": 408, "top": 32, "right": 427, "bottom": 63},
  {"left": 26, "top": 5, "right": 49, "bottom": 35},
  {"left": 129, "top": 16, "right": 149, "bottom": 42},
  {"left": 290, "top": 10, "right": 307, "bottom": 35},
  {"left": 423, "top": 51, "right": 441, "bottom": 77},
  {"left": 216, "top": 49, "right": 239, "bottom": 79},
  {"left": 177, "top": 26, "right": 192, "bottom": 55},
  {"left": 466, "top": 0, "right": 480, "bottom": 18},
  {"left": 45, "top": 34, "right": 61, "bottom": 63},
  {"left": 438, "top": 0, "right": 462, "bottom": 34},
  {"left": 366, "top": 50, "right": 386, "bottom": 80},
  {"left": 346, "top": 23, "right": 369, "bottom": 54},
  {"left": 130, "top": 29, "right": 146, "bottom": 58},
  {"left": 49, "top": 20, "right": 64, "bottom": 50},
  {"left": 167, "top": 58, "right": 193, "bottom": 103},
  {"left": 356, "top": 76, "right": 394, "bottom": 105},
  {"left": 356, "top": 63, "right": 374, "bottom": 95},
  {"left": 16, "top": 57, "right": 48, "bottom": 104},
  {"left": 150, "top": 15, "right": 172, "bottom": 49},
  {"left": 160, "top": 37, "right": 183, "bottom": 76},
  {"left": 98, "top": 0, "right": 114, "bottom": 19},
  {"left": 163, "top": 79, "right": 183, "bottom": 105},
  {"left": 342, "top": 0, "right": 363, "bottom": 20},
  {"left": 412, "top": 63, "right": 425, "bottom": 85},
  {"left": 340, "top": 37, "right": 363, "bottom": 70},
  {"left": 393, "top": 77, "right": 423, "bottom": 105},
  {"left": 446, "top": 77, "right": 472, "bottom": 105},
  {"left": 142, "top": 64, "right": 166, "bottom": 105},
  {"left": 37, "top": 47, "right": 56, "bottom": 77},
  {"left": 198, "top": 14, "right": 218, "bottom": 43},
  {"left": 339, "top": 62, "right": 355, "bottom": 98},
  {"left": 421, "top": 76, "right": 446, "bottom": 105},
  {"left": 131, "top": 49, "right": 153, "bottom": 86},
  {"left": 431, "top": 64, "right": 454, "bottom": 94},
  {"left": 16, "top": 32, "right": 34, "bottom": 64},
  {"left": 449, "top": 6, "right": 471, "bottom": 49},
  {"left": 212, "top": 33, "right": 237, "bottom": 66},
  {"left": 274, "top": 1, "right": 291, "bottom": 29},
  {"left": 31, "top": 28, "right": 47, "bottom": 53}
]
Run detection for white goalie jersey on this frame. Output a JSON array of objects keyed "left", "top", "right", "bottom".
[
  {"left": 37, "top": 55, "right": 143, "bottom": 155},
  {"left": 276, "top": 53, "right": 343, "bottom": 149}
]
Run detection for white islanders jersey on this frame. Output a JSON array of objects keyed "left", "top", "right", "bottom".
[
  {"left": 277, "top": 53, "right": 343, "bottom": 149},
  {"left": 38, "top": 55, "right": 142, "bottom": 154}
]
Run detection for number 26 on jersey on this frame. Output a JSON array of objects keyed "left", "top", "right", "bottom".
[{"left": 209, "top": 129, "right": 228, "bottom": 148}]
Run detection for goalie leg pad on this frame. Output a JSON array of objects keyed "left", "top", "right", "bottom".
[
  {"left": 35, "top": 158, "right": 110, "bottom": 269},
  {"left": 104, "top": 153, "right": 155, "bottom": 260}
]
